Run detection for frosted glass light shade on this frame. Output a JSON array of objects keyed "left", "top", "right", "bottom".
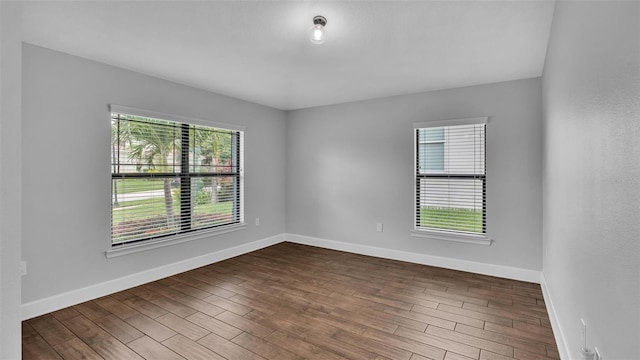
[{"left": 309, "top": 24, "right": 326, "bottom": 44}]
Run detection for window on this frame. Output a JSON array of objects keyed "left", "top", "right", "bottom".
[
  {"left": 414, "top": 118, "right": 486, "bottom": 237},
  {"left": 111, "top": 108, "right": 244, "bottom": 246}
]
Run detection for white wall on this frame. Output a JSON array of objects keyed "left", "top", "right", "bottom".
[
  {"left": 286, "top": 78, "right": 543, "bottom": 272},
  {"left": 542, "top": 2, "right": 640, "bottom": 359},
  {"left": 21, "top": 44, "right": 286, "bottom": 305},
  {"left": 1, "top": 2, "right": 23, "bottom": 359}
]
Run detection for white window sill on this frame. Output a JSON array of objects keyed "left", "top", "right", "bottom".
[
  {"left": 411, "top": 229, "right": 492, "bottom": 245},
  {"left": 106, "top": 223, "right": 247, "bottom": 258}
]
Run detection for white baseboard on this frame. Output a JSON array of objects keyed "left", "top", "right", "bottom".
[
  {"left": 21, "top": 234, "right": 285, "bottom": 320},
  {"left": 285, "top": 233, "right": 542, "bottom": 284},
  {"left": 22, "top": 233, "right": 544, "bottom": 320},
  {"left": 540, "top": 273, "right": 569, "bottom": 360}
]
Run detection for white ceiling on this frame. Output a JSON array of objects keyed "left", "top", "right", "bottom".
[{"left": 21, "top": 1, "right": 556, "bottom": 110}]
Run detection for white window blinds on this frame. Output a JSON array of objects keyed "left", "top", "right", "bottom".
[
  {"left": 111, "top": 110, "right": 243, "bottom": 245},
  {"left": 415, "top": 118, "right": 486, "bottom": 235}
]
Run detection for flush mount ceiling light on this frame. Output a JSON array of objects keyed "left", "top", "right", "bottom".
[{"left": 309, "top": 15, "right": 327, "bottom": 45}]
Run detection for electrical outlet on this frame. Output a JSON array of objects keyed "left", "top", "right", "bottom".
[
  {"left": 255, "top": 218, "right": 260, "bottom": 226},
  {"left": 594, "top": 347, "right": 601, "bottom": 360},
  {"left": 376, "top": 223, "right": 383, "bottom": 232},
  {"left": 20, "top": 261, "right": 27, "bottom": 276}
]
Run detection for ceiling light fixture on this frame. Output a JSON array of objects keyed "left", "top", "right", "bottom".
[{"left": 309, "top": 15, "right": 327, "bottom": 45}]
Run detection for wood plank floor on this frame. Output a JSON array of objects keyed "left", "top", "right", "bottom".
[{"left": 23, "top": 242, "right": 559, "bottom": 360}]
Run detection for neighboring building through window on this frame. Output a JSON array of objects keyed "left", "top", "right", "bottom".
[
  {"left": 415, "top": 118, "right": 486, "bottom": 236},
  {"left": 418, "top": 127, "right": 445, "bottom": 172},
  {"left": 111, "top": 108, "right": 244, "bottom": 245}
]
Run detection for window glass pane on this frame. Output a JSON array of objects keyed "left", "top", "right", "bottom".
[
  {"left": 418, "top": 178, "right": 484, "bottom": 233},
  {"left": 111, "top": 114, "right": 181, "bottom": 174},
  {"left": 419, "top": 127, "right": 444, "bottom": 142},
  {"left": 111, "top": 177, "right": 180, "bottom": 244},
  {"left": 443, "top": 124, "right": 485, "bottom": 174},
  {"left": 190, "top": 126, "right": 237, "bottom": 173},
  {"left": 419, "top": 143, "right": 444, "bottom": 171},
  {"left": 191, "top": 176, "right": 239, "bottom": 230}
]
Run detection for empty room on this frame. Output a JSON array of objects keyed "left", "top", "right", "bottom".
[{"left": 1, "top": 1, "right": 638, "bottom": 359}]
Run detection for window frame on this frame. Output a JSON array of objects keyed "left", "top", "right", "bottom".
[
  {"left": 411, "top": 117, "right": 491, "bottom": 245},
  {"left": 107, "top": 105, "right": 245, "bottom": 257}
]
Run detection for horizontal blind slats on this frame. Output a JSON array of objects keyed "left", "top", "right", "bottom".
[
  {"left": 111, "top": 112, "right": 243, "bottom": 245},
  {"left": 415, "top": 123, "right": 486, "bottom": 235}
]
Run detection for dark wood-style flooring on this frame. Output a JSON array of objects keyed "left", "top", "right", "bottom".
[{"left": 22, "top": 242, "right": 559, "bottom": 360}]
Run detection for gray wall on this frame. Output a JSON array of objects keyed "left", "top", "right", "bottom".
[
  {"left": 286, "top": 78, "right": 543, "bottom": 271},
  {"left": 21, "top": 44, "right": 287, "bottom": 304},
  {"left": 1, "top": 2, "right": 23, "bottom": 358},
  {"left": 542, "top": 2, "right": 640, "bottom": 359}
]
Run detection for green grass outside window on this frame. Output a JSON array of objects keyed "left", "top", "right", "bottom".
[{"left": 420, "top": 207, "right": 483, "bottom": 233}]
